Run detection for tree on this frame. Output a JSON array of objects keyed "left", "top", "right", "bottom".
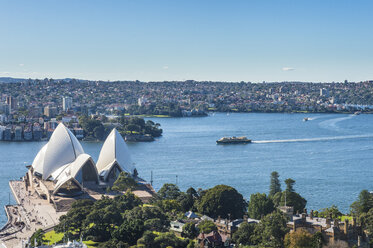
[
  {"left": 98, "top": 240, "right": 129, "bottom": 248},
  {"left": 182, "top": 222, "right": 199, "bottom": 239},
  {"left": 232, "top": 222, "right": 255, "bottom": 246},
  {"left": 153, "top": 232, "right": 189, "bottom": 248},
  {"left": 284, "top": 229, "right": 313, "bottom": 248},
  {"left": 155, "top": 199, "right": 182, "bottom": 214},
  {"left": 111, "top": 172, "right": 137, "bottom": 192},
  {"left": 312, "top": 232, "right": 325, "bottom": 248},
  {"left": 144, "top": 218, "right": 166, "bottom": 232},
  {"left": 316, "top": 205, "right": 342, "bottom": 219},
  {"left": 272, "top": 179, "right": 307, "bottom": 214},
  {"left": 137, "top": 231, "right": 157, "bottom": 247},
  {"left": 93, "top": 125, "right": 105, "bottom": 140},
  {"left": 252, "top": 211, "right": 288, "bottom": 248},
  {"left": 197, "top": 219, "right": 217, "bottom": 234},
  {"left": 55, "top": 199, "right": 94, "bottom": 238},
  {"left": 178, "top": 192, "right": 195, "bottom": 212},
  {"left": 285, "top": 178, "right": 295, "bottom": 192},
  {"left": 359, "top": 208, "right": 373, "bottom": 236},
  {"left": 30, "top": 229, "right": 45, "bottom": 246},
  {"left": 157, "top": 183, "right": 182, "bottom": 200},
  {"left": 196, "top": 185, "right": 246, "bottom": 219},
  {"left": 350, "top": 190, "right": 373, "bottom": 216},
  {"left": 270, "top": 171, "right": 281, "bottom": 197},
  {"left": 83, "top": 208, "right": 113, "bottom": 241},
  {"left": 112, "top": 218, "right": 144, "bottom": 245},
  {"left": 247, "top": 193, "right": 274, "bottom": 220}
]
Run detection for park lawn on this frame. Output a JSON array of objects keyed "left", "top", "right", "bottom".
[
  {"left": 43, "top": 230, "right": 100, "bottom": 248},
  {"left": 43, "top": 230, "right": 63, "bottom": 244},
  {"left": 142, "top": 204, "right": 154, "bottom": 208},
  {"left": 340, "top": 215, "right": 353, "bottom": 222},
  {"left": 152, "top": 231, "right": 186, "bottom": 240},
  {"left": 83, "top": 240, "right": 100, "bottom": 247}
]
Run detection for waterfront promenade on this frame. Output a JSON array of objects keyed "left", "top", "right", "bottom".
[{"left": 0, "top": 180, "right": 66, "bottom": 247}]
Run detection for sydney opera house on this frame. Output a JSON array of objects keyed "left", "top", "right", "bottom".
[{"left": 24, "top": 123, "right": 150, "bottom": 209}]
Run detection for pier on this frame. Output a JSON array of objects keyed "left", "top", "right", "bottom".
[{"left": 0, "top": 180, "right": 66, "bottom": 248}]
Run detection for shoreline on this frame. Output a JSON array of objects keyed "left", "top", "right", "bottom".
[{"left": 0, "top": 180, "right": 66, "bottom": 247}]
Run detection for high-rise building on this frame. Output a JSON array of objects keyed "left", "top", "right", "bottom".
[
  {"left": 320, "top": 88, "right": 329, "bottom": 97},
  {"left": 44, "top": 106, "right": 58, "bottom": 118},
  {"left": 6, "top": 96, "right": 17, "bottom": 112},
  {"left": 63, "top": 97, "right": 73, "bottom": 111}
]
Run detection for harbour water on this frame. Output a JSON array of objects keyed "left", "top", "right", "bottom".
[{"left": 1, "top": 113, "right": 373, "bottom": 225}]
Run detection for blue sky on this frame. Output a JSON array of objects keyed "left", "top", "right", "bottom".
[{"left": 1, "top": 0, "right": 372, "bottom": 82}]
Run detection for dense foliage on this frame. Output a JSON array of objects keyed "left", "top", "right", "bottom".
[
  {"left": 196, "top": 184, "right": 246, "bottom": 219},
  {"left": 272, "top": 178, "right": 307, "bottom": 214},
  {"left": 232, "top": 222, "right": 256, "bottom": 246},
  {"left": 31, "top": 172, "right": 370, "bottom": 247},
  {"left": 78, "top": 115, "right": 162, "bottom": 141},
  {"left": 127, "top": 103, "right": 183, "bottom": 117},
  {"left": 111, "top": 172, "right": 137, "bottom": 192},
  {"left": 55, "top": 192, "right": 142, "bottom": 243},
  {"left": 251, "top": 211, "right": 288, "bottom": 248},
  {"left": 247, "top": 193, "right": 274, "bottom": 220},
  {"left": 313, "top": 205, "right": 342, "bottom": 220},
  {"left": 269, "top": 171, "right": 281, "bottom": 197},
  {"left": 117, "top": 116, "right": 162, "bottom": 138}
]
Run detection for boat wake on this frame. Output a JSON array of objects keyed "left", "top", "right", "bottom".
[
  {"left": 318, "top": 114, "right": 355, "bottom": 131},
  {"left": 252, "top": 134, "right": 373, "bottom": 144}
]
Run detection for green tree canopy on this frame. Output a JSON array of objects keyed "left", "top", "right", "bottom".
[
  {"left": 272, "top": 179, "right": 307, "bottom": 214},
  {"left": 284, "top": 229, "right": 313, "bottom": 248},
  {"left": 285, "top": 178, "right": 295, "bottom": 192},
  {"left": 111, "top": 172, "right": 137, "bottom": 192},
  {"left": 198, "top": 219, "right": 217, "bottom": 234},
  {"left": 252, "top": 211, "right": 288, "bottom": 248},
  {"left": 358, "top": 208, "right": 373, "bottom": 236},
  {"left": 182, "top": 222, "right": 199, "bottom": 239},
  {"left": 269, "top": 171, "right": 281, "bottom": 197},
  {"left": 112, "top": 218, "right": 144, "bottom": 245},
  {"left": 196, "top": 184, "right": 246, "bottom": 219},
  {"left": 315, "top": 205, "right": 342, "bottom": 220},
  {"left": 350, "top": 189, "right": 373, "bottom": 216},
  {"left": 30, "top": 229, "right": 45, "bottom": 247},
  {"left": 232, "top": 222, "right": 255, "bottom": 246},
  {"left": 157, "top": 183, "right": 182, "bottom": 200},
  {"left": 247, "top": 193, "right": 275, "bottom": 220}
]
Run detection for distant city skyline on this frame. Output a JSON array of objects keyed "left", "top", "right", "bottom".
[{"left": 1, "top": 0, "right": 373, "bottom": 82}]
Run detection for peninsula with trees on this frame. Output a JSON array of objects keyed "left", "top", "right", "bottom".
[{"left": 8, "top": 171, "right": 373, "bottom": 248}]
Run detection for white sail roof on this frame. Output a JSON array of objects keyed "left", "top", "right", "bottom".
[
  {"left": 96, "top": 128, "right": 135, "bottom": 174},
  {"left": 32, "top": 123, "right": 85, "bottom": 180},
  {"left": 52, "top": 154, "right": 97, "bottom": 185},
  {"left": 32, "top": 143, "right": 48, "bottom": 175}
]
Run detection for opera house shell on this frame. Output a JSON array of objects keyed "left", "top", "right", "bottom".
[
  {"left": 29, "top": 123, "right": 135, "bottom": 197},
  {"left": 96, "top": 128, "right": 136, "bottom": 184}
]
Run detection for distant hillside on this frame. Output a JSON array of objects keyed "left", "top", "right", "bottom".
[
  {"left": 0, "top": 77, "right": 27, "bottom": 83},
  {"left": 0, "top": 77, "right": 90, "bottom": 83}
]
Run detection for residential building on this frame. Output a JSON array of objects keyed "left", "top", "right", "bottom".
[
  {"left": 6, "top": 96, "right": 17, "bottom": 112},
  {"left": 33, "top": 124, "right": 43, "bottom": 141},
  {"left": 44, "top": 106, "right": 58, "bottom": 118},
  {"left": 24, "top": 127, "right": 33, "bottom": 141},
  {"left": 3, "top": 127, "right": 11, "bottom": 141},
  {"left": 0, "top": 126, "right": 5, "bottom": 140},
  {"left": 63, "top": 97, "right": 73, "bottom": 111},
  {"left": 14, "top": 126, "right": 23, "bottom": 141},
  {"left": 197, "top": 230, "right": 230, "bottom": 248}
]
